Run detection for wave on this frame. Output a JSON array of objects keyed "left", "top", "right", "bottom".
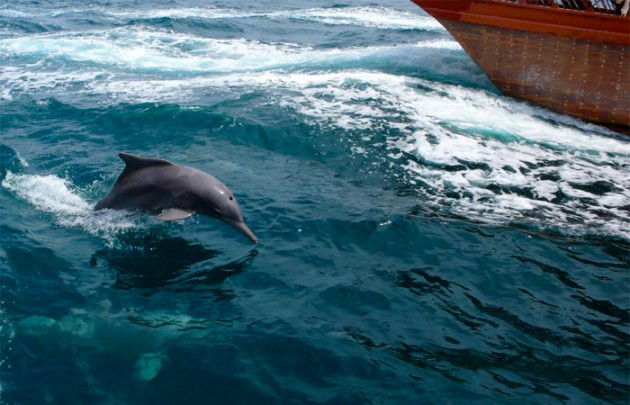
[{"left": 0, "top": 6, "right": 442, "bottom": 31}]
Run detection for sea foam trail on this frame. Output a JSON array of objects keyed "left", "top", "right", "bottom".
[
  {"left": 0, "top": 29, "right": 457, "bottom": 74},
  {"left": 1, "top": 172, "right": 137, "bottom": 240},
  {"left": 0, "top": 32, "right": 462, "bottom": 104}
]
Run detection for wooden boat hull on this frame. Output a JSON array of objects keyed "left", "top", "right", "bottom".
[{"left": 412, "top": 0, "right": 630, "bottom": 131}]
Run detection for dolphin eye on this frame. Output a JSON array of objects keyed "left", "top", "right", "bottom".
[{"left": 229, "top": 196, "right": 233, "bottom": 201}]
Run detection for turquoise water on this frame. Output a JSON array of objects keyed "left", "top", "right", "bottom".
[{"left": 1, "top": 1, "right": 629, "bottom": 403}]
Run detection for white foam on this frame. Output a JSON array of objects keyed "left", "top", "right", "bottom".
[
  {"left": 264, "top": 71, "right": 630, "bottom": 239},
  {"left": 1, "top": 172, "right": 137, "bottom": 240},
  {"left": 110, "top": 7, "right": 258, "bottom": 20},
  {"left": 2, "top": 172, "right": 90, "bottom": 213},
  {"left": 0, "top": 9, "right": 32, "bottom": 18},
  {"left": 269, "top": 7, "right": 442, "bottom": 30},
  {"left": 1, "top": 29, "right": 211, "bottom": 72},
  {"left": 415, "top": 39, "right": 462, "bottom": 50},
  {"left": 1, "top": 67, "right": 108, "bottom": 101}
]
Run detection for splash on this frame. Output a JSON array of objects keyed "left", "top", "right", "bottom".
[{"left": 1, "top": 171, "right": 137, "bottom": 241}]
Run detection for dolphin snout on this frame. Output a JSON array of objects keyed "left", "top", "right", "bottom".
[{"left": 227, "top": 219, "right": 258, "bottom": 244}]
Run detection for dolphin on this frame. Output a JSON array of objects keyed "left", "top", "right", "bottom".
[{"left": 95, "top": 153, "right": 258, "bottom": 243}]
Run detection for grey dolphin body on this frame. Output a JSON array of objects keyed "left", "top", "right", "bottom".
[{"left": 95, "top": 153, "right": 257, "bottom": 243}]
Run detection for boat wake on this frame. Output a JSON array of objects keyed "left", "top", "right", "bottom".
[{"left": 275, "top": 72, "right": 630, "bottom": 240}]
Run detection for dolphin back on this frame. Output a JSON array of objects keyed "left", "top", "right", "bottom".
[{"left": 115, "top": 153, "right": 174, "bottom": 186}]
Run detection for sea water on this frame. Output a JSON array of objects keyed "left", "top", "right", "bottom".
[{"left": 0, "top": 1, "right": 628, "bottom": 403}]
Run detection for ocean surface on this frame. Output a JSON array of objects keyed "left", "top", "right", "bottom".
[{"left": 1, "top": 0, "right": 629, "bottom": 403}]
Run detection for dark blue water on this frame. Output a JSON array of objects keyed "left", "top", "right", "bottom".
[{"left": 1, "top": 1, "right": 629, "bottom": 403}]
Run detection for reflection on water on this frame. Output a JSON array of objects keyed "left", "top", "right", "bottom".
[
  {"left": 90, "top": 233, "right": 259, "bottom": 294},
  {"left": 91, "top": 234, "right": 219, "bottom": 289}
]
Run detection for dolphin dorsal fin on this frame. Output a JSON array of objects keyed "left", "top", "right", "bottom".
[
  {"left": 119, "top": 152, "right": 174, "bottom": 170},
  {"left": 114, "top": 153, "right": 174, "bottom": 185}
]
